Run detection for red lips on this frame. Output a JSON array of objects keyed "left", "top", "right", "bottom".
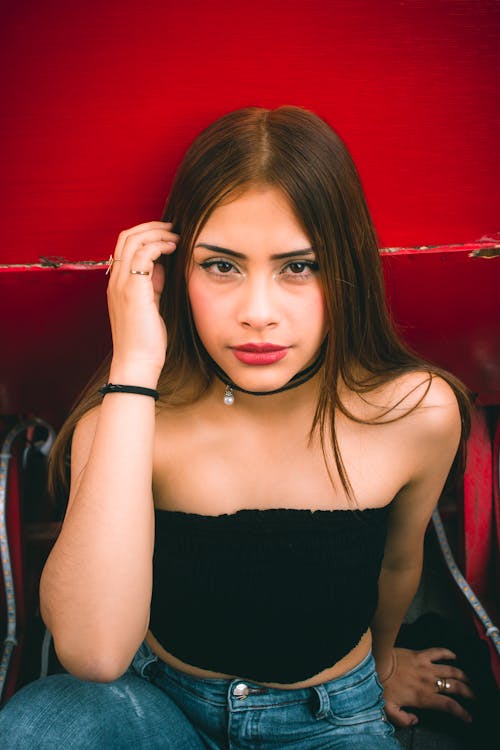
[
  {"left": 232, "top": 344, "right": 289, "bottom": 365},
  {"left": 233, "top": 343, "right": 287, "bottom": 353}
]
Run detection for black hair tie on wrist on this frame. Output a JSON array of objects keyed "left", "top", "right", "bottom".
[{"left": 98, "top": 383, "right": 159, "bottom": 400}]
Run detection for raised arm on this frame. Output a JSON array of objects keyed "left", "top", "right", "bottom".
[{"left": 40, "top": 222, "right": 178, "bottom": 682}]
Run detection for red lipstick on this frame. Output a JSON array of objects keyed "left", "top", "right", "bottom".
[{"left": 232, "top": 343, "right": 289, "bottom": 365}]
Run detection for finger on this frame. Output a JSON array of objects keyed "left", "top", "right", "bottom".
[
  {"left": 124, "top": 220, "right": 176, "bottom": 232},
  {"left": 444, "top": 666, "right": 473, "bottom": 685},
  {"left": 112, "top": 223, "right": 179, "bottom": 265},
  {"left": 432, "top": 695, "right": 473, "bottom": 723},
  {"left": 420, "top": 648, "right": 457, "bottom": 663},
  {"left": 120, "top": 227, "right": 179, "bottom": 258},
  {"left": 121, "top": 221, "right": 178, "bottom": 241},
  {"left": 384, "top": 701, "right": 418, "bottom": 728},
  {"left": 435, "top": 677, "right": 476, "bottom": 701},
  {"left": 125, "top": 224, "right": 180, "bottom": 244},
  {"left": 113, "top": 221, "right": 174, "bottom": 255},
  {"left": 112, "top": 238, "right": 177, "bottom": 284},
  {"left": 120, "top": 232, "right": 178, "bottom": 269}
]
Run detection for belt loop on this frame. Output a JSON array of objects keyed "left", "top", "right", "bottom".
[
  {"left": 312, "top": 684, "right": 330, "bottom": 720},
  {"left": 131, "top": 641, "right": 159, "bottom": 679}
]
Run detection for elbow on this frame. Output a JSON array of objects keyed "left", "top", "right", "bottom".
[
  {"left": 40, "top": 584, "right": 149, "bottom": 682},
  {"left": 47, "top": 618, "right": 146, "bottom": 682},
  {"left": 40, "top": 582, "right": 150, "bottom": 681},
  {"left": 52, "top": 636, "right": 134, "bottom": 682}
]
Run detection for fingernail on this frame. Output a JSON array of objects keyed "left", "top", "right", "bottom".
[{"left": 166, "top": 241, "right": 176, "bottom": 248}]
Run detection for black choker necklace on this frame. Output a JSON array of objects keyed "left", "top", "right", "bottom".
[{"left": 208, "top": 348, "right": 325, "bottom": 405}]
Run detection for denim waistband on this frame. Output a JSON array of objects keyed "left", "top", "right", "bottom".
[{"left": 132, "top": 640, "right": 377, "bottom": 709}]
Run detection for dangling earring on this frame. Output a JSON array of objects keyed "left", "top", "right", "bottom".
[{"left": 223, "top": 384, "right": 235, "bottom": 406}]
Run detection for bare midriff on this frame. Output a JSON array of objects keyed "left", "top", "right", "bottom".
[{"left": 145, "top": 628, "right": 372, "bottom": 690}]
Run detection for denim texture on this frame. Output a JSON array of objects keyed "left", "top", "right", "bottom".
[{"left": 0, "top": 641, "right": 401, "bottom": 748}]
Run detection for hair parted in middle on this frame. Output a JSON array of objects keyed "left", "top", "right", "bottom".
[
  {"left": 161, "top": 106, "right": 401, "bottom": 396},
  {"left": 47, "top": 105, "right": 471, "bottom": 504}
]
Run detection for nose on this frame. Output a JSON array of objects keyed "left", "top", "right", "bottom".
[{"left": 237, "top": 274, "right": 280, "bottom": 330}]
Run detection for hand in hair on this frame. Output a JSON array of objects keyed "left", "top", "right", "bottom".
[
  {"left": 380, "top": 647, "right": 475, "bottom": 727},
  {"left": 106, "top": 221, "right": 179, "bottom": 383}
]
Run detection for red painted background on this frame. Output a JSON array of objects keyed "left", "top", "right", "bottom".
[
  {"left": 1, "top": 0, "right": 499, "bottom": 266},
  {"left": 1, "top": 1, "right": 499, "bottom": 696},
  {"left": 0, "top": 0, "right": 499, "bottom": 419}
]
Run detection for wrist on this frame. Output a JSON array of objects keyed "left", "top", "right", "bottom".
[
  {"left": 99, "top": 383, "right": 159, "bottom": 401},
  {"left": 377, "top": 650, "right": 397, "bottom": 683},
  {"left": 109, "top": 360, "right": 161, "bottom": 390}
]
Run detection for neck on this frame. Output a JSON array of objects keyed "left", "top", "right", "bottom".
[
  {"left": 207, "top": 366, "right": 324, "bottom": 418},
  {"left": 208, "top": 348, "right": 325, "bottom": 403}
]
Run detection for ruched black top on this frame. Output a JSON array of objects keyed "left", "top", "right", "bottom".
[{"left": 150, "top": 506, "right": 390, "bottom": 683}]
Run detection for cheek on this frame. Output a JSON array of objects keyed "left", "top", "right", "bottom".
[
  {"left": 318, "top": 291, "right": 328, "bottom": 335},
  {"left": 298, "top": 286, "right": 327, "bottom": 336},
  {"left": 187, "top": 276, "right": 206, "bottom": 326},
  {"left": 187, "top": 275, "right": 224, "bottom": 341}
]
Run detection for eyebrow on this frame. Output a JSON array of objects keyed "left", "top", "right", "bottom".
[{"left": 194, "top": 243, "right": 315, "bottom": 260}]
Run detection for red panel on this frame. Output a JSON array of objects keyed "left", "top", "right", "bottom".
[
  {"left": 1, "top": 238, "right": 499, "bottom": 420},
  {"left": 493, "top": 413, "right": 500, "bottom": 589},
  {"left": 381, "top": 239, "right": 500, "bottom": 405},
  {"left": 1, "top": 0, "right": 499, "bottom": 266},
  {"left": 462, "top": 408, "right": 500, "bottom": 687},
  {"left": 463, "top": 407, "right": 493, "bottom": 599},
  {"left": 0, "top": 421, "right": 26, "bottom": 702},
  {"left": 0, "top": 265, "right": 110, "bottom": 427}
]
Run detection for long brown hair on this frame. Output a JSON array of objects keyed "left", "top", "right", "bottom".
[{"left": 48, "top": 106, "right": 472, "bottom": 502}]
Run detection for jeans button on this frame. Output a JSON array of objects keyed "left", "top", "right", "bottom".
[{"left": 233, "top": 682, "right": 249, "bottom": 699}]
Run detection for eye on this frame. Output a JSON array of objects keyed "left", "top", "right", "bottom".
[
  {"left": 282, "top": 261, "right": 319, "bottom": 276},
  {"left": 199, "top": 259, "right": 238, "bottom": 275}
]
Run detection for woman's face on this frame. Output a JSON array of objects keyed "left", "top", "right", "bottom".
[{"left": 187, "top": 185, "right": 327, "bottom": 394}]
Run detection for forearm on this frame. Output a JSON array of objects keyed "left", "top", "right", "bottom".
[
  {"left": 40, "top": 366, "right": 158, "bottom": 680},
  {"left": 370, "top": 562, "right": 422, "bottom": 679}
]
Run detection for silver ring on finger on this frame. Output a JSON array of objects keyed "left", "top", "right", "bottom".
[
  {"left": 436, "top": 678, "right": 452, "bottom": 691},
  {"left": 130, "top": 269, "right": 150, "bottom": 276}
]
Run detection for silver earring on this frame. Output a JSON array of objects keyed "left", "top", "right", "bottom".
[{"left": 223, "top": 385, "right": 235, "bottom": 405}]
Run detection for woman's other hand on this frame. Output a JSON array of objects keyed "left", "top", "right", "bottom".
[
  {"left": 106, "top": 221, "right": 179, "bottom": 382},
  {"left": 380, "top": 647, "right": 475, "bottom": 727}
]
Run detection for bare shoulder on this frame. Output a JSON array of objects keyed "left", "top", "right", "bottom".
[
  {"left": 348, "top": 369, "right": 462, "bottom": 431},
  {"left": 396, "top": 371, "right": 462, "bottom": 440},
  {"left": 385, "top": 372, "right": 463, "bottom": 507},
  {"left": 384, "top": 371, "right": 462, "bottom": 453},
  {"left": 344, "top": 370, "right": 463, "bottom": 491},
  {"left": 375, "top": 373, "right": 465, "bottom": 555}
]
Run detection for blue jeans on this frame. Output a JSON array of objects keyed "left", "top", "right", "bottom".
[{"left": 0, "top": 641, "right": 401, "bottom": 748}]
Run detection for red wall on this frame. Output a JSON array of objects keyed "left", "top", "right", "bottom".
[{"left": 1, "top": 0, "right": 499, "bottom": 266}]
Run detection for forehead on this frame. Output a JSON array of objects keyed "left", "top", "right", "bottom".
[{"left": 196, "top": 186, "right": 309, "bottom": 244}]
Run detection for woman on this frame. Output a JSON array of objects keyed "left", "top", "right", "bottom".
[{"left": 0, "top": 106, "right": 474, "bottom": 748}]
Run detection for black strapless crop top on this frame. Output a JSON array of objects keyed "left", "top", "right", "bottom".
[{"left": 150, "top": 506, "right": 390, "bottom": 684}]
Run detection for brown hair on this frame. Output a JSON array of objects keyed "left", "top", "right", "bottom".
[{"left": 48, "top": 106, "right": 472, "bottom": 502}]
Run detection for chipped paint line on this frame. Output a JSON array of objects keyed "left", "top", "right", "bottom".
[{"left": 1, "top": 242, "right": 499, "bottom": 268}]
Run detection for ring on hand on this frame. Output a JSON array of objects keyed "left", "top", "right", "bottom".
[
  {"left": 436, "top": 678, "right": 452, "bottom": 691},
  {"left": 130, "top": 269, "right": 150, "bottom": 276}
]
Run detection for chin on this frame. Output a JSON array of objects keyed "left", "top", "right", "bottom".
[
  {"left": 224, "top": 362, "right": 305, "bottom": 393},
  {"left": 230, "top": 373, "right": 290, "bottom": 392}
]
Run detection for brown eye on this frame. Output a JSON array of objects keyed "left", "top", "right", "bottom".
[
  {"left": 214, "top": 261, "right": 233, "bottom": 273},
  {"left": 289, "top": 262, "right": 308, "bottom": 273},
  {"left": 284, "top": 261, "right": 319, "bottom": 275},
  {"left": 199, "top": 259, "right": 238, "bottom": 275}
]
